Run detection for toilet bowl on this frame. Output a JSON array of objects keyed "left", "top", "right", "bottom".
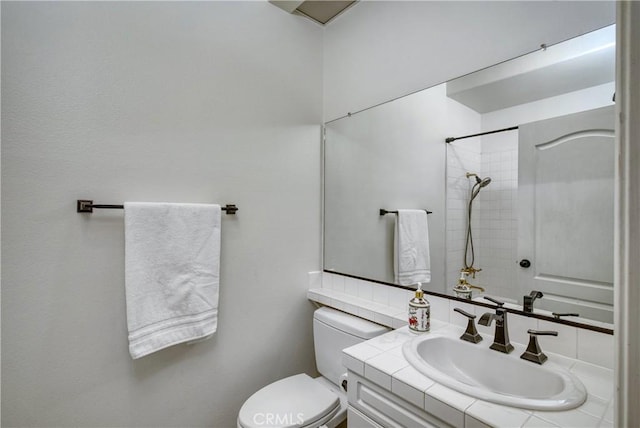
[{"left": 237, "top": 307, "right": 390, "bottom": 428}]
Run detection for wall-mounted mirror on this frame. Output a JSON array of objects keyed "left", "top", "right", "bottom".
[{"left": 323, "top": 25, "right": 615, "bottom": 329}]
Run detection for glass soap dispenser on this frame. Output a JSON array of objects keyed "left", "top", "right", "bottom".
[{"left": 408, "top": 282, "right": 430, "bottom": 333}]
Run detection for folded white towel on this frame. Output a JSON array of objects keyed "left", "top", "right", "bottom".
[
  {"left": 394, "top": 209, "right": 431, "bottom": 286},
  {"left": 124, "top": 202, "right": 221, "bottom": 359}
]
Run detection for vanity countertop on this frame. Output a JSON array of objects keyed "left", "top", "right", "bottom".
[{"left": 342, "top": 322, "right": 614, "bottom": 428}]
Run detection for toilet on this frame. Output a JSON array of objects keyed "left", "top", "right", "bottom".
[{"left": 237, "top": 307, "right": 390, "bottom": 428}]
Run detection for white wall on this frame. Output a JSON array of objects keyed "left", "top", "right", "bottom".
[
  {"left": 1, "top": 2, "right": 322, "bottom": 427},
  {"left": 324, "top": 83, "right": 480, "bottom": 291},
  {"left": 323, "top": 1, "right": 615, "bottom": 121}
]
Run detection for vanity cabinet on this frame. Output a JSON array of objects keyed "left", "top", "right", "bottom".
[{"left": 347, "top": 372, "right": 452, "bottom": 428}]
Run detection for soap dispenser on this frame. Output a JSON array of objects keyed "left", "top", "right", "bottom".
[{"left": 408, "top": 282, "right": 430, "bottom": 333}]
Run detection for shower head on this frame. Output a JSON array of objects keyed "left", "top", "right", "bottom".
[
  {"left": 469, "top": 175, "right": 492, "bottom": 201},
  {"left": 466, "top": 172, "right": 492, "bottom": 188},
  {"left": 478, "top": 177, "right": 491, "bottom": 188}
]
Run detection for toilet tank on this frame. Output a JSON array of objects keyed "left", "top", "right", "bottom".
[{"left": 313, "top": 307, "right": 390, "bottom": 386}]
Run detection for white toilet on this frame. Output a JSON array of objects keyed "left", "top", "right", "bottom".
[{"left": 237, "top": 307, "right": 390, "bottom": 428}]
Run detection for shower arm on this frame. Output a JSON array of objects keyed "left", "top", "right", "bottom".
[{"left": 461, "top": 266, "right": 482, "bottom": 278}]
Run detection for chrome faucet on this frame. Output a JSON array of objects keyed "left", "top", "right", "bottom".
[
  {"left": 523, "top": 290, "right": 543, "bottom": 313},
  {"left": 478, "top": 297, "right": 514, "bottom": 354}
]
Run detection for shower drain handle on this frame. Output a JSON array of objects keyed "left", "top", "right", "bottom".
[{"left": 519, "top": 259, "right": 531, "bottom": 268}]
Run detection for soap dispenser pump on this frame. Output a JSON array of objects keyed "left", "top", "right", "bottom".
[{"left": 408, "top": 282, "right": 430, "bottom": 333}]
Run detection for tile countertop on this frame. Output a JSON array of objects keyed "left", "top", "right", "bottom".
[{"left": 342, "top": 323, "right": 614, "bottom": 428}]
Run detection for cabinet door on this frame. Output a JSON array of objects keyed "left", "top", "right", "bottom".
[
  {"left": 348, "top": 407, "right": 383, "bottom": 428},
  {"left": 348, "top": 372, "right": 451, "bottom": 428}
]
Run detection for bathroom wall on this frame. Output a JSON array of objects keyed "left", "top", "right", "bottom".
[
  {"left": 323, "top": 1, "right": 615, "bottom": 121},
  {"left": 325, "top": 83, "right": 480, "bottom": 291},
  {"left": 1, "top": 2, "right": 322, "bottom": 427}
]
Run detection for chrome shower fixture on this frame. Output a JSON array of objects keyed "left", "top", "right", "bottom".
[
  {"left": 466, "top": 172, "right": 492, "bottom": 187},
  {"left": 463, "top": 171, "right": 492, "bottom": 271}
]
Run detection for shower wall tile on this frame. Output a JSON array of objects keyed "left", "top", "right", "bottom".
[
  {"left": 475, "top": 136, "right": 519, "bottom": 301},
  {"left": 446, "top": 142, "right": 482, "bottom": 289}
]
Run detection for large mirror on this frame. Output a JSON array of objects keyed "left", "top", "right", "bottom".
[{"left": 324, "top": 25, "right": 615, "bottom": 328}]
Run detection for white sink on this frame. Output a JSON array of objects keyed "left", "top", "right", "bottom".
[{"left": 402, "top": 333, "right": 587, "bottom": 411}]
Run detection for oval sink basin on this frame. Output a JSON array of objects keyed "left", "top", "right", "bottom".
[{"left": 402, "top": 333, "right": 587, "bottom": 411}]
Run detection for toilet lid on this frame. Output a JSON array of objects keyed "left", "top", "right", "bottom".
[{"left": 238, "top": 374, "right": 340, "bottom": 428}]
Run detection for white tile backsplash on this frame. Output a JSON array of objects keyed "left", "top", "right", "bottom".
[
  {"left": 308, "top": 270, "right": 322, "bottom": 289},
  {"left": 311, "top": 271, "right": 614, "bottom": 370},
  {"left": 344, "top": 276, "right": 358, "bottom": 296},
  {"left": 577, "top": 328, "right": 615, "bottom": 369},
  {"left": 372, "top": 283, "right": 389, "bottom": 306},
  {"left": 357, "top": 280, "right": 374, "bottom": 301},
  {"left": 538, "top": 319, "right": 578, "bottom": 359}
]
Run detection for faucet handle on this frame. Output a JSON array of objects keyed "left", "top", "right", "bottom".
[
  {"left": 454, "top": 308, "right": 483, "bottom": 344},
  {"left": 483, "top": 296, "right": 505, "bottom": 307},
  {"left": 520, "top": 329, "right": 558, "bottom": 365},
  {"left": 527, "top": 329, "right": 558, "bottom": 337},
  {"left": 552, "top": 312, "right": 580, "bottom": 319}
]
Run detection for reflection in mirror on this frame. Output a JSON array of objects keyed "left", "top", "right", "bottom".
[
  {"left": 323, "top": 25, "right": 615, "bottom": 329},
  {"left": 324, "top": 82, "right": 478, "bottom": 293},
  {"left": 446, "top": 25, "right": 615, "bottom": 324}
]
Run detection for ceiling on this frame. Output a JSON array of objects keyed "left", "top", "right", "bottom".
[
  {"left": 269, "top": 0, "right": 357, "bottom": 25},
  {"left": 446, "top": 26, "right": 616, "bottom": 113}
]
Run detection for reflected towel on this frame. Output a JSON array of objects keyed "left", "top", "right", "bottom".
[
  {"left": 394, "top": 209, "right": 431, "bottom": 285},
  {"left": 124, "top": 202, "right": 221, "bottom": 359}
]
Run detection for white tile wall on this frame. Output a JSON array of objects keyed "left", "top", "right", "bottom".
[
  {"left": 446, "top": 141, "right": 482, "bottom": 291},
  {"left": 477, "top": 136, "right": 519, "bottom": 301},
  {"left": 445, "top": 132, "right": 521, "bottom": 303},
  {"left": 309, "top": 271, "right": 614, "bottom": 369}
]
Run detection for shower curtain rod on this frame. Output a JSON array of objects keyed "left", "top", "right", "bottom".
[{"left": 445, "top": 125, "right": 519, "bottom": 143}]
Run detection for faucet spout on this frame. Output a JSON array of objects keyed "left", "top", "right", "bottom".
[
  {"left": 478, "top": 312, "right": 496, "bottom": 326},
  {"left": 523, "top": 290, "right": 544, "bottom": 313},
  {"left": 479, "top": 299, "right": 514, "bottom": 354}
]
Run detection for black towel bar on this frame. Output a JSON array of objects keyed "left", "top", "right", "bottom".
[
  {"left": 379, "top": 208, "right": 432, "bottom": 216},
  {"left": 77, "top": 200, "right": 238, "bottom": 215}
]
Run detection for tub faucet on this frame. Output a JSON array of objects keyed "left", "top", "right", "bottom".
[
  {"left": 523, "top": 290, "right": 543, "bottom": 313},
  {"left": 478, "top": 297, "right": 514, "bottom": 354}
]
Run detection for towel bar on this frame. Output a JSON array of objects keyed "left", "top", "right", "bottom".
[
  {"left": 77, "top": 200, "right": 238, "bottom": 215},
  {"left": 380, "top": 209, "right": 432, "bottom": 216}
]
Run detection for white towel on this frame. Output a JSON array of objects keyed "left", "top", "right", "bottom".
[
  {"left": 124, "top": 202, "right": 221, "bottom": 359},
  {"left": 394, "top": 209, "right": 431, "bottom": 286}
]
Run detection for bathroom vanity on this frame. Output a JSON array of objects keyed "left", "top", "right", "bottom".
[{"left": 342, "top": 324, "right": 613, "bottom": 428}]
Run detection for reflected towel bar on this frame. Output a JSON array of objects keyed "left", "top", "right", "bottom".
[
  {"left": 380, "top": 209, "right": 432, "bottom": 216},
  {"left": 77, "top": 200, "right": 238, "bottom": 215}
]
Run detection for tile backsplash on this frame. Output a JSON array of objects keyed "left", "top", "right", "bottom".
[{"left": 308, "top": 271, "right": 614, "bottom": 370}]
